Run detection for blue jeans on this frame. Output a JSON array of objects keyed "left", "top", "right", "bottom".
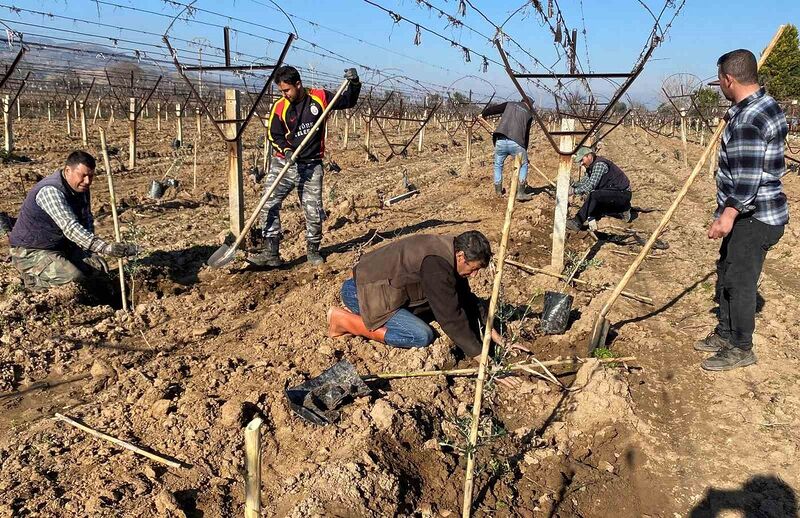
[
  {"left": 339, "top": 278, "right": 435, "bottom": 348},
  {"left": 493, "top": 138, "right": 528, "bottom": 184}
]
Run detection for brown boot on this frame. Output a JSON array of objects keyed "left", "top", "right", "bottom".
[{"left": 327, "top": 307, "right": 387, "bottom": 343}]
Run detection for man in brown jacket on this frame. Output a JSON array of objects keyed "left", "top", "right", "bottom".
[{"left": 327, "top": 231, "right": 502, "bottom": 356}]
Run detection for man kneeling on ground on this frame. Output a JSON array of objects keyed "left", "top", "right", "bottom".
[
  {"left": 327, "top": 231, "right": 503, "bottom": 356},
  {"left": 8, "top": 150, "right": 138, "bottom": 290},
  {"left": 566, "top": 146, "right": 632, "bottom": 231}
]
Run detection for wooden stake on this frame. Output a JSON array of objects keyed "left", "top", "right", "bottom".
[
  {"left": 342, "top": 110, "right": 349, "bottom": 149},
  {"left": 175, "top": 102, "right": 183, "bottom": 143},
  {"left": 364, "top": 108, "right": 372, "bottom": 162},
  {"left": 156, "top": 102, "right": 161, "bottom": 132},
  {"left": 465, "top": 122, "right": 472, "bottom": 169},
  {"left": 99, "top": 128, "right": 128, "bottom": 313},
  {"left": 54, "top": 413, "right": 182, "bottom": 469},
  {"left": 462, "top": 156, "right": 521, "bottom": 518},
  {"left": 65, "top": 99, "right": 72, "bottom": 136},
  {"left": 47, "top": 101, "right": 51, "bottom": 122},
  {"left": 225, "top": 89, "right": 244, "bottom": 235},
  {"left": 128, "top": 97, "right": 137, "bottom": 169},
  {"left": 505, "top": 258, "right": 653, "bottom": 304},
  {"left": 368, "top": 356, "right": 637, "bottom": 380},
  {"left": 680, "top": 113, "right": 688, "bottom": 168},
  {"left": 16, "top": 96, "right": 20, "bottom": 121},
  {"left": 418, "top": 109, "right": 427, "bottom": 152},
  {"left": 92, "top": 100, "right": 101, "bottom": 124},
  {"left": 79, "top": 101, "right": 88, "bottom": 146},
  {"left": 3, "top": 95, "right": 12, "bottom": 153},
  {"left": 530, "top": 162, "right": 556, "bottom": 188},
  {"left": 551, "top": 118, "right": 575, "bottom": 270},
  {"left": 244, "top": 417, "right": 263, "bottom": 518},
  {"left": 193, "top": 137, "right": 198, "bottom": 193},
  {"left": 195, "top": 107, "right": 201, "bottom": 142},
  {"left": 588, "top": 24, "right": 787, "bottom": 352}
]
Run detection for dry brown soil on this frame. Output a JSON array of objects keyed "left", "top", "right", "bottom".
[{"left": 0, "top": 113, "right": 799, "bottom": 517}]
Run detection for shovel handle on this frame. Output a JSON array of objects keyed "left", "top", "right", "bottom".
[{"left": 223, "top": 78, "right": 351, "bottom": 259}]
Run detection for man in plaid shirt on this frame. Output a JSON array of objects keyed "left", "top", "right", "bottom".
[
  {"left": 696, "top": 49, "right": 788, "bottom": 371},
  {"left": 7, "top": 151, "right": 139, "bottom": 290}
]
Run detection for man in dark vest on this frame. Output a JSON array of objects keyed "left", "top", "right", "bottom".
[
  {"left": 248, "top": 65, "right": 361, "bottom": 268},
  {"left": 326, "top": 230, "right": 503, "bottom": 356},
  {"left": 566, "top": 146, "right": 632, "bottom": 231},
  {"left": 480, "top": 98, "right": 534, "bottom": 202},
  {"left": 8, "top": 150, "right": 138, "bottom": 290}
]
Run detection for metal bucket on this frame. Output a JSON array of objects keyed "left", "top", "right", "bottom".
[
  {"left": 540, "top": 291, "right": 574, "bottom": 335},
  {"left": 148, "top": 179, "right": 166, "bottom": 199}
]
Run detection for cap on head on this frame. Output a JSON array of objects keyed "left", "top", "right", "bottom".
[{"left": 573, "top": 146, "right": 594, "bottom": 164}]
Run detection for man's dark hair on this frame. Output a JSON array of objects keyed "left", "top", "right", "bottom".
[
  {"left": 65, "top": 150, "right": 96, "bottom": 170},
  {"left": 454, "top": 230, "right": 492, "bottom": 266},
  {"left": 717, "top": 49, "right": 758, "bottom": 85},
  {"left": 275, "top": 65, "right": 302, "bottom": 85}
]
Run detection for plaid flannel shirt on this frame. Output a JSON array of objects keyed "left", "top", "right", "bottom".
[
  {"left": 572, "top": 160, "right": 608, "bottom": 195},
  {"left": 716, "top": 87, "right": 789, "bottom": 226},
  {"left": 35, "top": 186, "right": 107, "bottom": 252}
]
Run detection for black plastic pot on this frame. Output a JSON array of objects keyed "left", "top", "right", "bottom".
[
  {"left": 148, "top": 179, "right": 166, "bottom": 199},
  {"left": 540, "top": 291, "right": 574, "bottom": 335}
]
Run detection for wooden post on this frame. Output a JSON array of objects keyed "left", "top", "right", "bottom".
[
  {"left": 462, "top": 156, "right": 521, "bottom": 518},
  {"left": 128, "top": 97, "right": 137, "bottom": 169},
  {"left": 175, "top": 102, "right": 183, "bottom": 143},
  {"left": 156, "top": 102, "right": 161, "bottom": 132},
  {"left": 225, "top": 89, "right": 244, "bottom": 235},
  {"left": 679, "top": 111, "right": 688, "bottom": 168},
  {"left": 92, "top": 100, "right": 101, "bottom": 124},
  {"left": 342, "top": 110, "right": 349, "bottom": 149},
  {"left": 3, "top": 95, "right": 12, "bottom": 153},
  {"left": 195, "top": 107, "right": 201, "bottom": 141},
  {"left": 66, "top": 99, "right": 72, "bottom": 135},
  {"left": 551, "top": 118, "right": 575, "bottom": 271},
  {"left": 79, "top": 101, "right": 88, "bottom": 146},
  {"left": 365, "top": 108, "right": 372, "bottom": 161},
  {"left": 72, "top": 100, "right": 78, "bottom": 119},
  {"left": 16, "top": 96, "right": 21, "bottom": 121},
  {"left": 465, "top": 122, "right": 472, "bottom": 168},
  {"left": 244, "top": 417, "right": 263, "bottom": 518},
  {"left": 418, "top": 110, "right": 427, "bottom": 152},
  {"left": 47, "top": 102, "right": 51, "bottom": 122}
]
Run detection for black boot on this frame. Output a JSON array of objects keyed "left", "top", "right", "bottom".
[
  {"left": 307, "top": 242, "right": 325, "bottom": 265},
  {"left": 246, "top": 237, "right": 283, "bottom": 267}
]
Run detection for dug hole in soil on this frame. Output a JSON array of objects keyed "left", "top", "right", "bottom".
[{"left": 1, "top": 117, "right": 799, "bottom": 517}]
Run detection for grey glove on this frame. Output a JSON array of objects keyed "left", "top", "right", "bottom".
[
  {"left": 84, "top": 253, "right": 109, "bottom": 274},
  {"left": 344, "top": 68, "right": 359, "bottom": 83},
  {"left": 283, "top": 149, "right": 294, "bottom": 163},
  {"left": 103, "top": 241, "right": 139, "bottom": 258}
]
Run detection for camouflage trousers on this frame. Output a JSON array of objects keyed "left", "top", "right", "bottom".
[
  {"left": 258, "top": 157, "right": 325, "bottom": 245},
  {"left": 9, "top": 246, "right": 107, "bottom": 290}
]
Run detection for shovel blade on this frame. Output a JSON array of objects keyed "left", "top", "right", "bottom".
[{"left": 207, "top": 243, "right": 235, "bottom": 268}]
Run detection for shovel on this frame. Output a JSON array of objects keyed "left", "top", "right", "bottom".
[
  {"left": 585, "top": 24, "right": 787, "bottom": 354},
  {"left": 207, "top": 78, "right": 352, "bottom": 268}
]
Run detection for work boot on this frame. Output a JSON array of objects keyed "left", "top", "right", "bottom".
[
  {"left": 494, "top": 183, "right": 503, "bottom": 197},
  {"left": 694, "top": 331, "right": 729, "bottom": 352},
  {"left": 246, "top": 237, "right": 282, "bottom": 267},
  {"left": 307, "top": 242, "right": 325, "bottom": 265},
  {"left": 516, "top": 184, "right": 533, "bottom": 202},
  {"left": 566, "top": 217, "right": 584, "bottom": 231},
  {"left": 327, "top": 307, "right": 387, "bottom": 343},
  {"left": 701, "top": 345, "right": 757, "bottom": 371}
]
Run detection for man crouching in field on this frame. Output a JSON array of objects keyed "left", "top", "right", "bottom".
[
  {"left": 327, "top": 231, "right": 504, "bottom": 356},
  {"left": 7, "top": 151, "right": 138, "bottom": 291}
]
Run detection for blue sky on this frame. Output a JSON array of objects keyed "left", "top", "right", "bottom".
[{"left": 4, "top": 0, "right": 799, "bottom": 106}]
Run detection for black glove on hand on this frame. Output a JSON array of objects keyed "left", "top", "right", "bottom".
[
  {"left": 344, "top": 68, "right": 359, "bottom": 83},
  {"left": 85, "top": 253, "right": 109, "bottom": 274},
  {"left": 104, "top": 241, "right": 139, "bottom": 258}
]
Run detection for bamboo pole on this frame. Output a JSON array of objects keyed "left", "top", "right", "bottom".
[
  {"left": 128, "top": 97, "right": 137, "bottom": 169},
  {"left": 193, "top": 136, "right": 198, "bottom": 193},
  {"left": 462, "top": 156, "right": 521, "bottom": 518},
  {"left": 47, "top": 101, "right": 51, "bottom": 122},
  {"left": 679, "top": 112, "right": 688, "bottom": 168},
  {"left": 465, "top": 122, "right": 472, "bottom": 169},
  {"left": 365, "top": 108, "right": 372, "bottom": 162},
  {"left": 504, "top": 259, "right": 653, "bottom": 304},
  {"left": 54, "top": 413, "right": 182, "bottom": 469},
  {"left": 176, "top": 102, "right": 183, "bottom": 143},
  {"left": 367, "top": 356, "right": 637, "bottom": 380},
  {"left": 65, "top": 99, "right": 72, "bottom": 135},
  {"left": 530, "top": 162, "right": 556, "bottom": 188},
  {"left": 587, "top": 24, "right": 787, "bottom": 351},
  {"left": 156, "top": 102, "right": 161, "bottom": 132},
  {"left": 99, "top": 129, "right": 127, "bottom": 312},
  {"left": 418, "top": 109, "right": 427, "bottom": 152},
  {"left": 342, "top": 110, "right": 349, "bottom": 149},
  {"left": 244, "top": 417, "right": 263, "bottom": 518}
]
